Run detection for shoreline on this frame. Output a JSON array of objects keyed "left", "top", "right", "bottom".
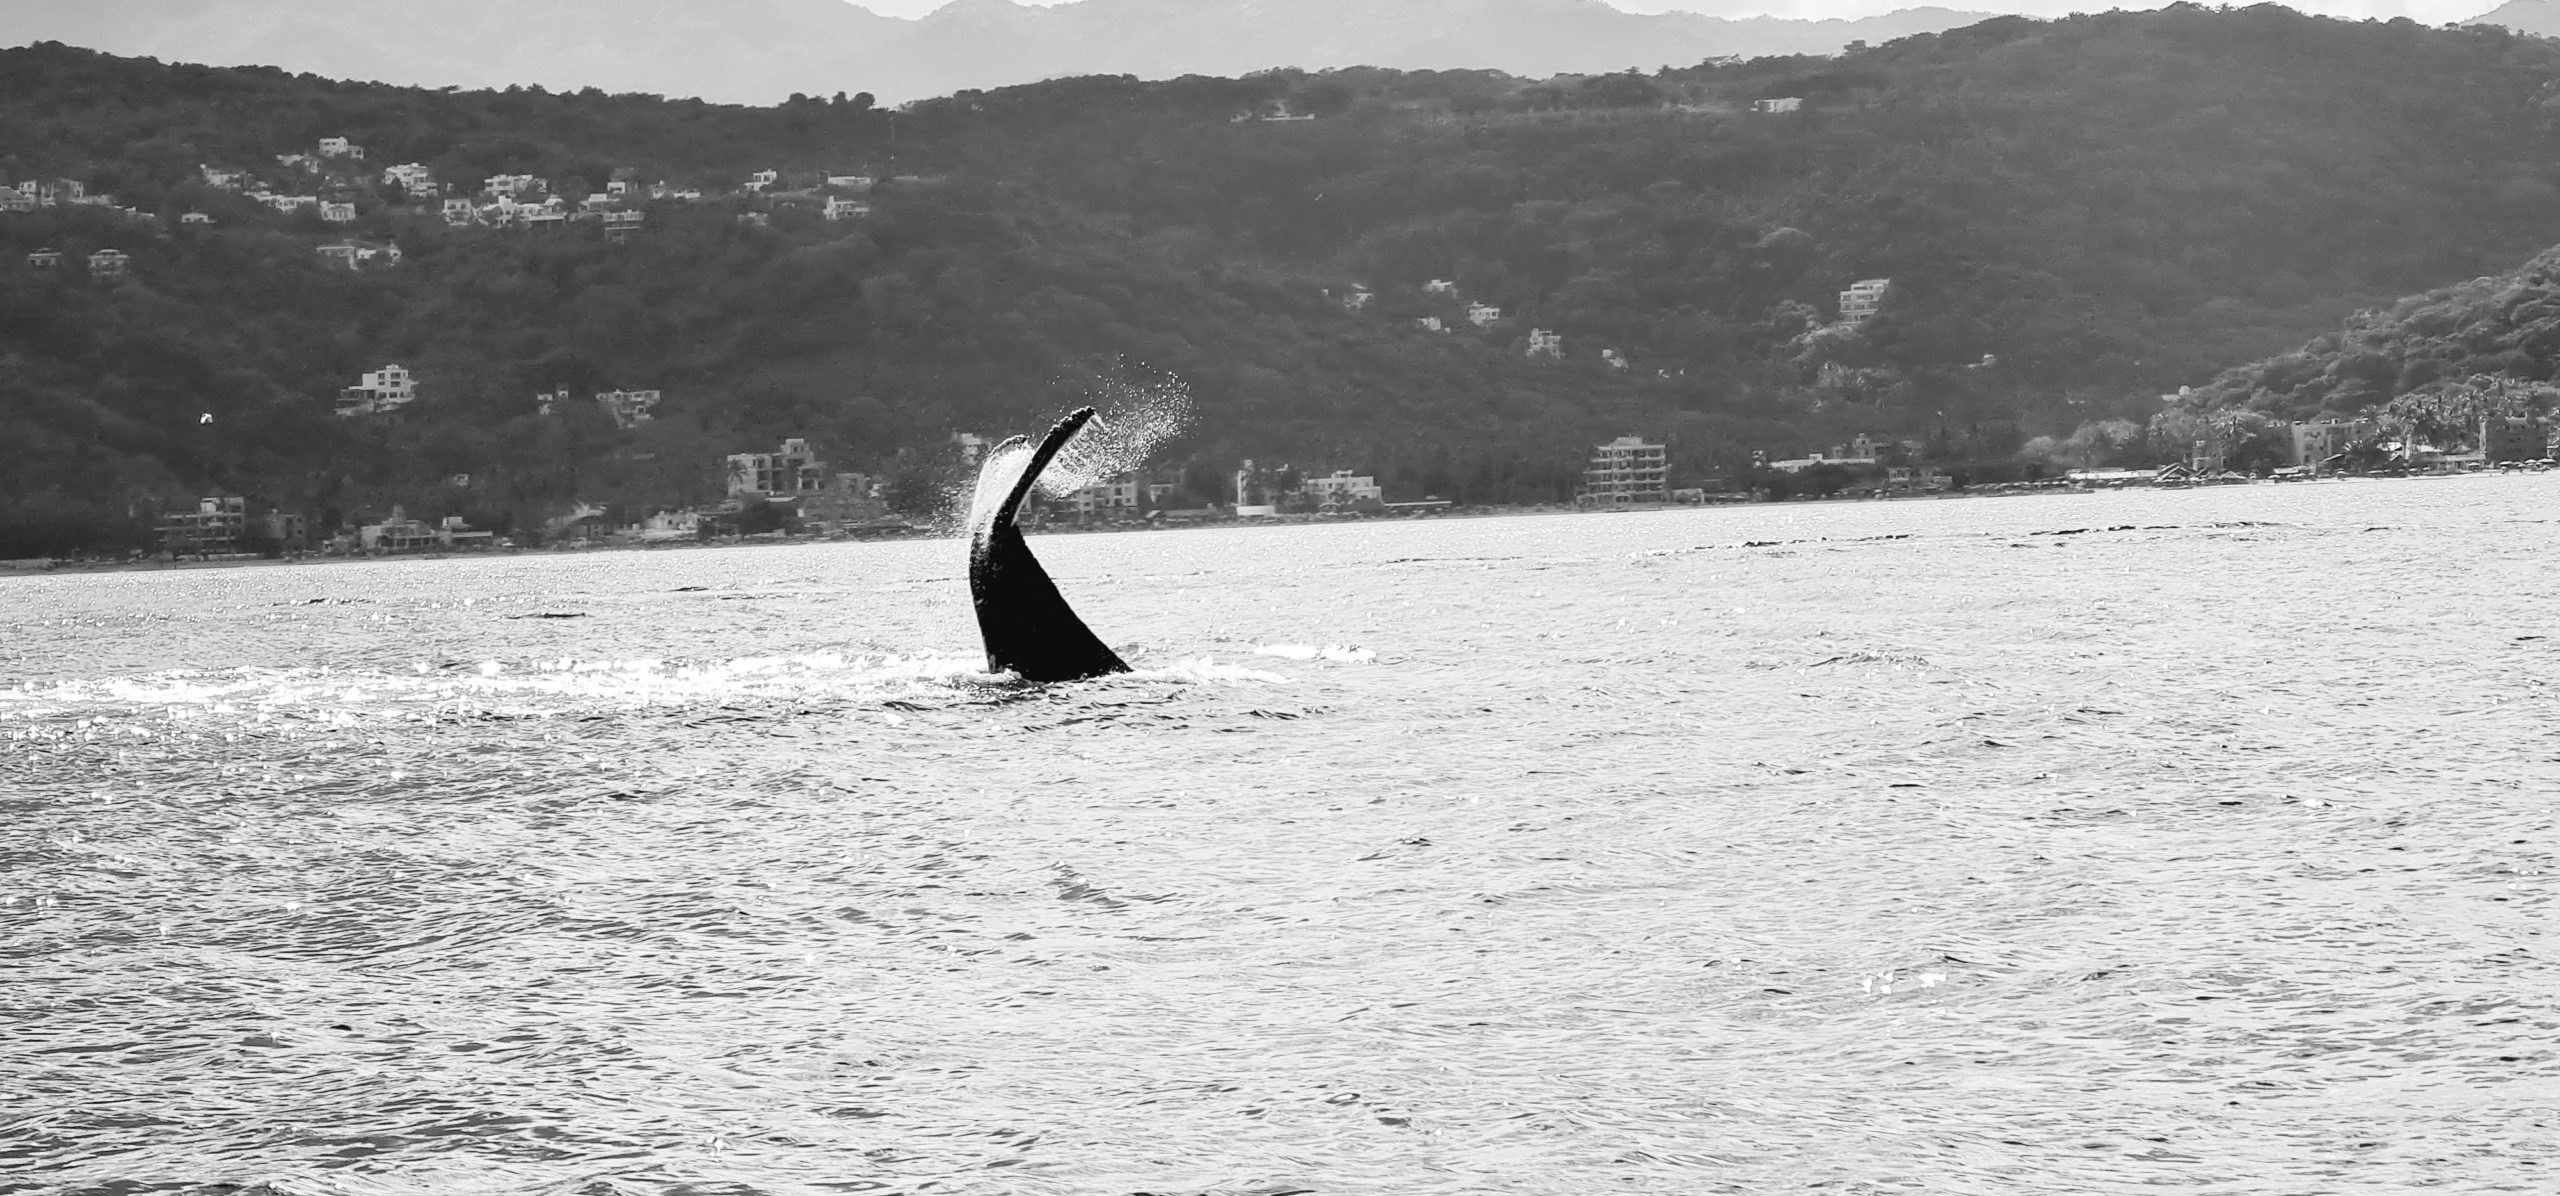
[{"left": 0, "top": 466, "right": 2523, "bottom": 579}]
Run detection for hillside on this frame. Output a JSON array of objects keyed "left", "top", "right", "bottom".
[
  {"left": 2168, "top": 240, "right": 2560, "bottom": 439},
  {"left": 0, "top": 0, "right": 1993, "bottom": 104},
  {"left": 9, "top": 7, "right": 2560, "bottom": 553}
]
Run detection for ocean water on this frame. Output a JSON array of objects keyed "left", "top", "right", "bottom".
[{"left": 4, "top": 475, "right": 2555, "bottom": 1196}]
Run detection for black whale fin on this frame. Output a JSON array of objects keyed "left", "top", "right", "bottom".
[{"left": 968, "top": 406, "right": 1132, "bottom": 681}]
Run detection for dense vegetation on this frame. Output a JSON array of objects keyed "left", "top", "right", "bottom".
[
  {"left": 8, "top": 5, "right": 2560, "bottom": 553},
  {"left": 2161, "top": 242, "right": 2560, "bottom": 462}
]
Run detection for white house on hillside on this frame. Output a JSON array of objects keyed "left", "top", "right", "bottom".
[
  {"left": 337, "top": 364, "right": 416, "bottom": 417},
  {"left": 1838, "top": 277, "right": 1890, "bottom": 325}
]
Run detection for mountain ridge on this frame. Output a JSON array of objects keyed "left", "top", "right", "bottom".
[
  {"left": 8, "top": 8, "right": 2560, "bottom": 553},
  {"left": 0, "top": 0, "right": 1996, "bottom": 103}
]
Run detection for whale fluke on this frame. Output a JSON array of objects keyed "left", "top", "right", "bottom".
[{"left": 967, "top": 407, "right": 1131, "bottom": 682}]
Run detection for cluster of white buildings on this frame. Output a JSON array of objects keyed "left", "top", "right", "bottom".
[
  {"left": 2, "top": 176, "right": 160, "bottom": 226},
  {"left": 1765, "top": 432, "right": 1892, "bottom": 472},
  {"left": 1338, "top": 276, "right": 1632, "bottom": 368},
  {"left": 316, "top": 241, "right": 402, "bottom": 269}
]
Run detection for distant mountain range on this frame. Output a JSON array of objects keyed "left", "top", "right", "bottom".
[
  {"left": 2469, "top": 0, "right": 2560, "bottom": 36},
  {"left": 0, "top": 0, "right": 1995, "bottom": 103}
]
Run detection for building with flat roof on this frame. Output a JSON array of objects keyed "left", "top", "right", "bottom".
[
  {"left": 2289, "top": 419, "right": 2379, "bottom": 469},
  {"left": 2480, "top": 415, "right": 2553, "bottom": 462},
  {"left": 337, "top": 364, "right": 416, "bottom": 418},
  {"left": 158, "top": 497, "right": 246, "bottom": 555},
  {"left": 1300, "top": 470, "right": 1384, "bottom": 512},
  {"left": 1067, "top": 474, "right": 1144, "bottom": 518},
  {"left": 1838, "top": 278, "right": 1890, "bottom": 325},
  {"left": 1582, "top": 436, "right": 1668, "bottom": 504},
  {"left": 726, "top": 438, "right": 825, "bottom": 497}
]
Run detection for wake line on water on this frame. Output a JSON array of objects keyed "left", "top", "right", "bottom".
[
  {"left": 1629, "top": 520, "right": 2304, "bottom": 559},
  {"left": 0, "top": 650, "right": 1296, "bottom": 717}
]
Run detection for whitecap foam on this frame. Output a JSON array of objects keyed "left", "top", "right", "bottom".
[
  {"left": 1253, "top": 643, "right": 1378, "bottom": 664},
  {"left": 1135, "top": 657, "right": 1293, "bottom": 685}
]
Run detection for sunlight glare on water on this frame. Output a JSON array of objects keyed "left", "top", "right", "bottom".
[{"left": 3, "top": 474, "right": 2557, "bottom": 1195}]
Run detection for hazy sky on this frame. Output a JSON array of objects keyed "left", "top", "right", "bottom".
[{"left": 848, "top": 0, "right": 2502, "bottom": 25}]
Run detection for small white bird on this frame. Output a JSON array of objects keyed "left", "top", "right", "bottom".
[{"left": 199, "top": 413, "right": 213, "bottom": 424}]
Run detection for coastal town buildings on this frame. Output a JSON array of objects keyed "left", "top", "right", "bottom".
[
  {"left": 1233, "top": 458, "right": 1276, "bottom": 516},
  {"left": 336, "top": 364, "right": 416, "bottom": 418},
  {"left": 2480, "top": 414, "right": 2554, "bottom": 463},
  {"left": 1767, "top": 439, "right": 1884, "bottom": 472},
  {"left": 1753, "top": 97, "right": 1805, "bottom": 113},
  {"left": 726, "top": 438, "right": 825, "bottom": 497},
  {"left": 1526, "top": 329, "right": 1563, "bottom": 358},
  {"left": 2288, "top": 419, "right": 2379, "bottom": 468},
  {"left": 822, "top": 196, "right": 871, "bottom": 220},
  {"left": 1582, "top": 436, "right": 1668, "bottom": 504},
  {"left": 1300, "top": 470, "right": 1384, "bottom": 512},
  {"left": 801, "top": 473, "right": 889, "bottom": 527},
  {"left": 382, "top": 163, "right": 435, "bottom": 192},
  {"left": 86, "top": 249, "right": 129, "bottom": 277},
  {"left": 1066, "top": 474, "right": 1144, "bottom": 517},
  {"left": 595, "top": 389, "right": 661, "bottom": 429},
  {"left": 1838, "top": 278, "right": 1891, "bottom": 325},
  {"left": 317, "top": 137, "right": 363, "bottom": 159},
  {"left": 636, "top": 510, "right": 701, "bottom": 543},
  {"left": 1771, "top": 434, "right": 1891, "bottom": 472},
  {"left": 1467, "top": 302, "right": 1502, "bottom": 326},
  {"left": 157, "top": 497, "right": 246, "bottom": 555},
  {"left": 27, "top": 248, "right": 60, "bottom": 269}
]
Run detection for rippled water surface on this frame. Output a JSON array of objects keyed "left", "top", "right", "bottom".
[{"left": 6, "top": 476, "right": 2557, "bottom": 1195}]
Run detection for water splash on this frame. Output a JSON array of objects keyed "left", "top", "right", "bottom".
[
  {"left": 956, "top": 368, "right": 1195, "bottom": 539},
  {"left": 1033, "top": 370, "right": 1194, "bottom": 497}
]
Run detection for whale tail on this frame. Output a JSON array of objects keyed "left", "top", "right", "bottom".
[{"left": 967, "top": 407, "right": 1132, "bottom": 682}]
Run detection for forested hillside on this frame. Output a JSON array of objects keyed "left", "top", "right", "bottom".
[
  {"left": 8, "top": 6, "right": 2560, "bottom": 552},
  {"left": 2160, "top": 240, "right": 2560, "bottom": 459}
]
